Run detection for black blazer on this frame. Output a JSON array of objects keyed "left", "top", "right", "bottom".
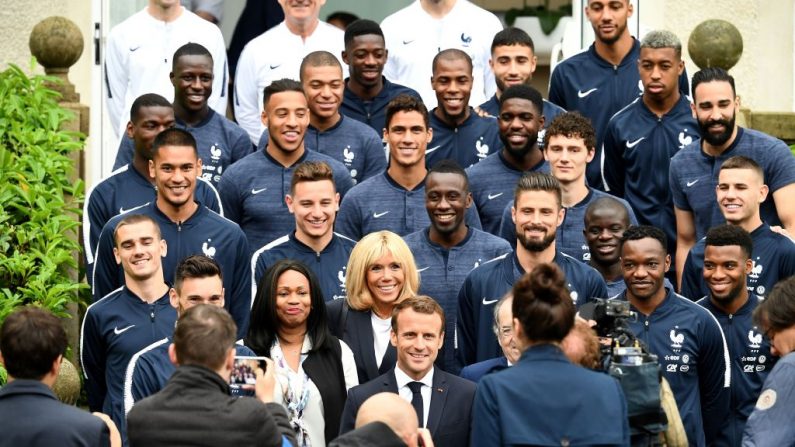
[
  {"left": 0, "top": 379, "right": 110, "bottom": 447},
  {"left": 339, "top": 368, "right": 476, "bottom": 447},
  {"left": 327, "top": 299, "right": 397, "bottom": 384}
]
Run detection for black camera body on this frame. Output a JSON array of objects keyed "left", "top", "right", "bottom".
[{"left": 582, "top": 299, "right": 668, "bottom": 442}]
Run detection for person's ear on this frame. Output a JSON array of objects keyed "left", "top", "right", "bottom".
[
  {"left": 51, "top": 354, "right": 63, "bottom": 377},
  {"left": 169, "top": 288, "right": 179, "bottom": 310},
  {"left": 168, "top": 343, "right": 178, "bottom": 366},
  {"left": 390, "top": 329, "right": 398, "bottom": 347}
]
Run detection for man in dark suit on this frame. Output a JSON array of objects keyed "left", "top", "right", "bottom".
[
  {"left": 0, "top": 307, "right": 115, "bottom": 447},
  {"left": 339, "top": 295, "right": 476, "bottom": 447}
]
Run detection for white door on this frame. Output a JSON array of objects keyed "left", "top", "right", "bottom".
[{"left": 89, "top": 0, "right": 148, "bottom": 186}]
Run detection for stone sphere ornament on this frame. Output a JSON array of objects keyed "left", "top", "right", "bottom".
[
  {"left": 29, "top": 16, "right": 84, "bottom": 73},
  {"left": 52, "top": 358, "right": 82, "bottom": 405},
  {"left": 688, "top": 19, "right": 743, "bottom": 70}
]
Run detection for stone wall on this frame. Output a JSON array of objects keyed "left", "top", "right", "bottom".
[{"left": 641, "top": 0, "right": 793, "bottom": 112}]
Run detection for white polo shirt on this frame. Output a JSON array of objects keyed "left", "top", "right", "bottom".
[
  {"left": 233, "top": 20, "right": 347, "bottom": 143},
  {"left": 105, "top": 6, "right": 228, "bottom": 139},
  {"left": 381, "top": 0, "right": 503, "bottom": 109}
]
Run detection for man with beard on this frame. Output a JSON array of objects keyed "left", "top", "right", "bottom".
[
  {"left": 112, "top": 44, "right": 253, "bottom": 187},
  {"left": 670, "top": 67, "right": 795, "bottom": 282},
  {"left": 613, "top": 225, "right": 729, "bottom": 447},
  {"left": 425, "top": 49, "right": 501, "bottom": 169},
  {"left": 681, "top": 156, "right": 795, "bottom": 301},
  {"left": 695, "top": 225, "right": 774, "bottom": 447},
  {"left": 480, "top": 27, "right": 565, "bottom": 148},
  {"left": 339, "top": 19, "right": 420, "bottom": 135},
  {"left": 602, "top": 31, "right": 697, "bottom": 272},
  {"left": 497, "top": 112, "right": 638, "bottom": 257},
  {"left": 457, "top": 172, "right": 607, "bottom": 366},
  {"left": 403, "top": 160, "right": 511, "bottom": 372},
  {"left": 336, "top": 94, "right": 481, "bottom": 240},
  {"left": 466, "top": 84, "right": 549, "bottom": 235}
]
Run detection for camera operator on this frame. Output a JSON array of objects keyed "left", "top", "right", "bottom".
[{"left": 614, "top": 226, "right": 730, "bottom": 447}]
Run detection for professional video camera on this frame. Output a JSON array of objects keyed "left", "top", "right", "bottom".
[{"left": 580, "top": 299, "right": 668, "bottom": 444}]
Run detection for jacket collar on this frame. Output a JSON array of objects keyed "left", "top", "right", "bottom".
[
  {"left": 147, "top": 200, "right": 207, "bottom": 228},
  {"left": 429, "top": 107, "right": 478, "bottom": 131},
  {"left": 587, "top": 37, "right": 640, "bottom": 68},
  {"left": 168, "top": 364, "right": 230, "bottom": 394},
  {"left": 288, "top": 231, "right": 338, "bottom": 254},
  {"left": 0, "top": 379, "right": 57, "bottom": 401},
  {"left": 517, "top": 343, "right": 570, "bottom": 364}
]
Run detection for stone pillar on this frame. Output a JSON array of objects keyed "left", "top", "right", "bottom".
[{"left": 28, "top": 17, "right": 89, "bottom": 385}]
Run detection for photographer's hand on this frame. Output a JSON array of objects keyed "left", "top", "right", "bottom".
[
  {"left": 418, "top": 428, "right": 435, "bottom": 447},
  {"left": 255, "top": 358, "right": 276, "bottom": 403}
]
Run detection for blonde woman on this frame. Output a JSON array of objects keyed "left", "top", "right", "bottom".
[{"left": 327, "top": 231, "right": 420, "bottom": 384}]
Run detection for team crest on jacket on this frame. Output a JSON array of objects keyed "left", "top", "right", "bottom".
[
  {"left": 677, "top": 131, "right": 693, "bottom": 149},
  {"left": 670, "top": 328, "right": 684, "bottom": 350},
  {"left": 475, "top": 137, "right": 489, "bottom": 159},
  {"left": 202, "top": 239, "right": 216, "bottom": 258},
  {"left": 749, "top": 259, "right": 764, "bottom": 279},
  {"left": 748, "top": 329, "right": 763, "bottom": 349}
]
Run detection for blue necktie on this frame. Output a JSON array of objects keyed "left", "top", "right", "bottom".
[{"left": 407, "top": 381, "right": 424, "bottom": 428}]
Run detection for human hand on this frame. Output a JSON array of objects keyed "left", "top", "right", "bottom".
[
  {"left": 417, "top": 428, "right": 434, "bottom": 447},
  {"left": 255, "top": 357, "right": 276, "bottom": 403},
  {"left": 473, "top": 106, "right": 492, "bottom": 118},
  {"left": 93, "top": 412, "right": 121, "bottom": 447}
]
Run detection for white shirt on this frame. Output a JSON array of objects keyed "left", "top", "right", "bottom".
[
  {"left": 105, "top": 6, "right": 228, "bottom": 139},
  {"left": 395, "top": 366, "right": 435, "bottom": 428},
  {"left": 370, "top": 311, "right": 393, "bottom": 368},
  {"left": 381, "top": 0, "right": 503, "bottom": 108},
  {"left": 271, "top": 336, "right": 359, "bottom": 447},
  {"left": 233, "top": 21, "right": 347, "bottom": 143}
]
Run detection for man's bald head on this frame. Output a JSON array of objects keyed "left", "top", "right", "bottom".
[
  {"left": 584, "top": 196, "right": 630, "bottom": 225},
  {"left": 356, "top": 392, "right": 419, "bottom": 445}
]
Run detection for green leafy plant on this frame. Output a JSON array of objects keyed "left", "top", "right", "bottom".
[
  {"left": 0, "top": 63, "right": 86, "bottom": 385},
  {"left": 506, "top": 1, "right": 573, "bottom": 35}
]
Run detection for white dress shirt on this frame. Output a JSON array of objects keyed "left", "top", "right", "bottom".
[{"left": 395, "top": 366, "right": 434, "bottom": 428}]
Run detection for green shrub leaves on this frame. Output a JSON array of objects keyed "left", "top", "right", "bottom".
[{"left": 0, "top": 64, "right": 87, "bottom": 373}]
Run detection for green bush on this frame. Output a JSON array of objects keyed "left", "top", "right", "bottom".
[{"left": 0, "top": 63, "right": 86, "bottom": 385}]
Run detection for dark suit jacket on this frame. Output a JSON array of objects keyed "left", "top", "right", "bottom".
[
  {"left": 339, "top": 368, "right": 476, "bottom": 447},
  {"left": 327, "top": 299, "right": 397, "bottom": 384},
  {"left": 459, "top": 356, "right": 509, "bottom": 383},
  {"left": 0, "top": 379, "right": 110, "bottom": 447}
]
